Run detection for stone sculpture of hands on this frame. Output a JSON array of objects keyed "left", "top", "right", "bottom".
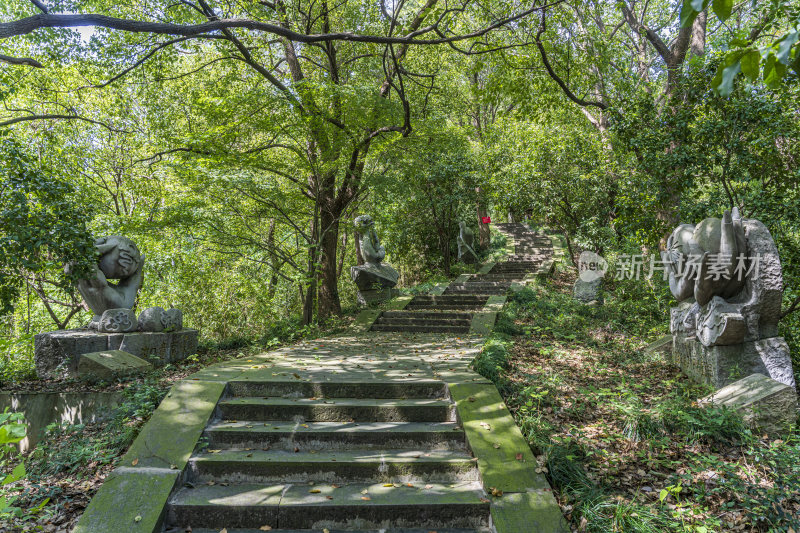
[{"left": 77, "top": 236, "right": 145, "bottom": 322}]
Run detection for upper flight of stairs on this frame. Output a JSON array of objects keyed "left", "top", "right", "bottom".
[
  {"left": 370, "top": 223, "right": 551, "bottom": 334},
  {"left": 164, "top": 378, "right": 491, "bottom": 532}
]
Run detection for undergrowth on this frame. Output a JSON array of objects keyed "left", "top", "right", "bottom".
[{"left": 472, "top": 269, "right": 800, "bottom": 533}]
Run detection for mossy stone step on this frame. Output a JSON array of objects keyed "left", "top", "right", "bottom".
[
  {"left": 405, "top": 304, "right": 484, "bottom": 311},
  {"left": 188, "top": 448, "right": 479, "bottom": 483},
  {"left": 166, "top": 481, "right": 490, "bottom": 530},
  {"left": 204, "top": 421, "right": 468, "bottom": 450},
  {"left": 375, "top": 317, "right": 473, "bottom": 327},
  {"left": 370, "top": 325, "right": 471, "bottom": 334},
  {"left": 184, "top": 527, "right": 493, "bottom": 533},
  {"left": 226, "top": 380, "right": 448, "bottom": 399},
  {"left": 217, "top": 397, "right": 457, "bottom": 422},
  {"left": 381, "top": 311, "right": 475, "bottom": 320}
]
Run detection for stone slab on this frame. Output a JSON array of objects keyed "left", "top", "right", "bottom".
[
  {"left": 351, "top": 309, "right": 382, "bottom": 334},
  {"left": 700, "top": 373, "right": 798, "bottom": 435},
  {"left": 122, "top": 379, "right": 226, "bottom": 470},
  {"left": 72, "top": 467, "right": 180, "bottom": 533},
  {"left": 430, "top": 282, "right": 450, "bottom": 295},
  {"left": 77, "top": 350, "right": 152, "bottom": 381},
  {"left": 644, "top": 335, "right": 673, "bottom": 357},
  {"left": 470, "top": 312, "right": 497, "bottom": 336},
  {"left": 573, "top": 278, "right": 603, "bottom": 304},
  {"left": 449, "top": 382, "right": 552, "bottom": 493},
  {"left": 34, "top": 328, "right": 199, "bottom": 378},
  {"left": 490, "top": 490, "right": 569, "bottom": 533}
]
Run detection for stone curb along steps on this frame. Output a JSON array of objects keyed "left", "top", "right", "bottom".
[{"left": 73, "top": 223, "right": 568, "bottom": 533}]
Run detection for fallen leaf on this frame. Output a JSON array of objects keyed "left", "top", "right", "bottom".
[
  {"left": 309, "top": 489, "right": 321, "bottom": 493},
  {"left": 515, "top": 453, "right": 524, "bottom": 461},
  {"left": 131, "top": 458, "right": 139, "bottom": 466},
  {"left": 361, "top": 496, "right": 371, "bottom": 500}
]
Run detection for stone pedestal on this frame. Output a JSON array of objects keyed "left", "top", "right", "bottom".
[
  {"left": 351, "top": 262, "right": 399, "bottom": 308},
  {"left": 356, "top": 288, "right": 400, "bottom": 307},
  {"left": 34, "top": 328, "right": 199, "bottom": 379},
  {"left": 672, "top": 334, "right": 795, "bottom": 389}
]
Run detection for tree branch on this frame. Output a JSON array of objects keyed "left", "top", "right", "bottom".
[
  {"left": 0, "top": 113, "right": 123, "bottom": 131},
  {"left": 535, "top": 10, "right": 607, "bottom": 110},
  {"left": 0, "top": 53, "right": 43, "bottom": 67},
  {"left": 0, "top": 6, "right": 562, "bottom": 47}
]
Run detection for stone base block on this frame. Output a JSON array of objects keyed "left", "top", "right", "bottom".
[
  {"left": 672, "top": 335, "right": 795, "bottom": 389},
  {"left": 644, "top": 335, "right": 673, "bottom": 357},
  {"left": 34, "top": 328, "right": 199, "bottom": 378},
  {"left": 77, "top": 350, "right": 153, "bottom": 381},
  {"left": 356, "top": 288, "right": 399, "bottom": 307},
  {"left": 700, "top": 373, "right": 798, "bottom": 435}
]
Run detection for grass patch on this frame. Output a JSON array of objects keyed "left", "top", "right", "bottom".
[{"left": 477, "top": 267, "right": 800, "bottom": 532}]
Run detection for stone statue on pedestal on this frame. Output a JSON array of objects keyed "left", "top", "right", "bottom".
[
  {"left": 35, "top": 235, "right": 198, "bottom": 378},
  {"left": 350, "top": 215, "right": 399, "bottom": 306},
  {"left": 661, "top": 207, "right": 795, "bottom": 388},
  {"left": 457, "top": 221, "right": 478, "bottom": 263},
  {"left": 77, "top": 236, "right": 144, "bottom": 331}
]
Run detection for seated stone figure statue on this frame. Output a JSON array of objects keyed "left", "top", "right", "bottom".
[
  {"left": 457, "top": 221, "right": 478, "bottom": 263},
  {"left": 77, "top": 236, "right": 144, "bottom": 329},
  {"left": 351, "top": 215, "right": 398, "bottom": 305},
  {"left": 355, "top": 215, "right": 386, "bottom": 265}
]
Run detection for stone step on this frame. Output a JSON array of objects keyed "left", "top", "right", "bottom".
[
  {"left": 370, "top": 324, "right": 471, "bottom": 334},
  {"left": 226, "top": 380, "right": 448, "bottom": 399},
  {"left": 411, "top": 295, "right": 489, "bottom": 303},
  {"left": 381, "top": 311, "right": 474, "bottom": 320},
  {"left": 204, "top": 421, "right": 468, "bottom": 450},
  {"left": 405, "top": 304, "right": 484, "bottom": 311},
  {"left": 183, "top": 527, "right": 492, "bottom": 533},
  {"left": 217, "top": 397, "right": 457, "bottom": 422},
  {"left": 375, "top": 317, "right": 472, "bottom": 327},
  {"left": 166, "top": 481, "right": 489, "bottom": 530},
  {"left": 443, "top": 288, "right": 506, "bottom": 296},
  {"left": 188, "top": 449, "right": 480, "bottom": 484}
]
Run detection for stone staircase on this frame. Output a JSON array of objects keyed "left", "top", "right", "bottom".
[
  {"left": 164, "top": 378, "right": 491, "bottom": 532},
  {"left": 370, "top": 223, "right": 550, "bottom": 334}
]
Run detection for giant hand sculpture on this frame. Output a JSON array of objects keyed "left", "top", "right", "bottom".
[
  {"left": 77, "top": 236, "right": 144, "bottom": 328},
  {"left": 662, "top": 207, "right": 747, "bottom": 306}
]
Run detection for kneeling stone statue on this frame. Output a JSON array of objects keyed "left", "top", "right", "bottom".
[{"left": 350, "top": 215, "right": 399, "bottom": 306}]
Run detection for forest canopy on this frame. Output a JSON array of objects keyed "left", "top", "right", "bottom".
[{"left": 1, "top": 0, "right": 799, "bottom": 377}]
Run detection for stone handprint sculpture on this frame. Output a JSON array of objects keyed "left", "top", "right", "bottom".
[
  {"left": 661, "top": 208, "right": 794, "bottom": 388},
  {"left": 77, "top": 235, "right": 144, "bottom": 330}
]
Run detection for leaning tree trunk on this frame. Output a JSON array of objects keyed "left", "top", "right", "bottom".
[
  {"left": 476, "top": 187, "right": 490, "bottom": 248},
  {"left": 318, "top": 208, "right": 342, "bottom": 322}
]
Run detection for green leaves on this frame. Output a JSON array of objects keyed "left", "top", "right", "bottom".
[
  {"left": 739, "top": 50, "right": 760, "bottom": 82},
  {"left": 711, "top": 0, "right": 733, "bottom": 22},
  {"left": 712, "top": 53, "right": 743, "bottom": 97},
  {"left": 682, "top": 0, "right": 731, "bottom": 27}
]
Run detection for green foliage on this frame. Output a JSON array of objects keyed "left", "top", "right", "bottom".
[
  {"left": 0, "top": 409, "right": 46, "bottom": 521},
  {"left": 27, "top": 379, "right": 167, "bottom": 479},
  {"left": 682, "top": 0, "right": 800, "bottom": 95},
  {"left": 0, "top": 134, "right": 95, "bottom": 317}
]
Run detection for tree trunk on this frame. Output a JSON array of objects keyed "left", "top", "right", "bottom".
[
  {"left": 476, "top": 187, "right": 489, "bottom": 248},
  {"left": 318, "top": 210, "right": 342, "bottom": 321}
]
